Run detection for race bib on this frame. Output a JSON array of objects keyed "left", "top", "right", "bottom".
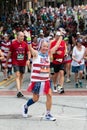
[
  {"left": 56, "top": 58, "right": 63, "bottom": 62},
  {"left": 40, "top": 66, "right": 50, "bottom": 73},
  {"left": 17, "top": 54, "right": 24, "bottom": 60}
]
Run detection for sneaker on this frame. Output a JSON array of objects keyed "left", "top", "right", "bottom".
[
  {"left": 7, "top": 74, "right": 11, "bottom": 78},
  {"left": 43, "top": 114, "right": 56, "bottom": 121},
  {"left": 3, "top": 76, "right": 8, "bottom": 80},
  {"left": 79, "top": 81, "right": 83, "bottom": 88},
  {"left": 75, "top": 83, "right": 78, "bottom": 88},
  {"left": 17, "top": 92, "right": 24, "bottom": 98},
  {"left": 66, "top": 78, "right": 71, "bottom": 83},
  {"left": 22, "top": 105, "right": 28, "bottom": 118},
  {"left": 53, "top": 86, "right": 57, "bottom": 92},
  {"left": 3, "top": 78, "right": 8, "bottom": 80},
  {"left": 57, "top": 85, "right": 64, "bottom": 94}
]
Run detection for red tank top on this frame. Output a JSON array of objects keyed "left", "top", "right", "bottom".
[{"left": 50, "top": 40, "right": 66, "bottom": 64}]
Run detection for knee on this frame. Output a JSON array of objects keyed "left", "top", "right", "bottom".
[
  {"left": 79, "top": 71, "right": 83, "bottom": 75},
  {"left": 33, "top": 95, "right": 39, "bottom": 102}
]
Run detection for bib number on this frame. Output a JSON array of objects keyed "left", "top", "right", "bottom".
[
  {"left": 17, "top": 54, "right": 24, "bottom": 60},
  {"left": 40, "top": 66, "right": 50, "bottom": 73}
]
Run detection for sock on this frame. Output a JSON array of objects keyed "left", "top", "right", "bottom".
[
  {"left": 26, "top": 98, "right": 35, "bottom": 107},
  {"left": 46, "top": 110, "right": 50, "bottom": 115}
]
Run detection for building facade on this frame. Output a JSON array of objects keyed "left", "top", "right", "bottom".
[
  {"left": 23, "top": 0, "right": 87, "bottom": 9},
  {"left": 0, "top": 0, "right": 87, "bottom": 16}
]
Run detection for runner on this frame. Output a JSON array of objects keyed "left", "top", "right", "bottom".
[
  {"left": 71, "top": 38, "right": 86, "bottom": 88},
  {"left": 6, "top": 31, "right": 30, "bottom": 97},
  {"left": 22, "top": 38, "right": 62, "bottom": 121},
  {"left": 50, "top": 31, "right": 67, "bottom": 93},
  {"left": 0, "top": 49, "right": 4, "bottom": 61}
]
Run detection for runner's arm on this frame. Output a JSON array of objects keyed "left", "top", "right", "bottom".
[
  {"left": 50, "top": 36, "right": 62, "bottom": 54},
  {"left": 0, "top": 50, "right": 4, "bottom": 60}
]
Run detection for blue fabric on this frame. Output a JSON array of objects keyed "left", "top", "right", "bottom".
[
  {"left": 27, "top": 98, "right": 35, "bottom": 107},
  {"left": 39, "top": 51, "right": 48, "bottom": 58},
  {"left": 72, "top": 64, "right": 84, "bottom": 73},
  {"left": 32, "top": 82, "right": 41, "bottom": 94}
]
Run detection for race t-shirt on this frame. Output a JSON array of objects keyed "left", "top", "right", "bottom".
[{"left": 10, "top": 40, "right": 29, "bottom": 66}]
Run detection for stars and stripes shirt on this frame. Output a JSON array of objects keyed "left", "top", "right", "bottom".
[
  {"left": 1, "top": 40, "right": 12, "bottom": 68},
  {"left": 31, "top": 52, "right": 50, "bottom": 82}
]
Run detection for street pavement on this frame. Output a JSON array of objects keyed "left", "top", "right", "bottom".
[{"left": 0, "top": 71, "right": 87, "bottom": 130}]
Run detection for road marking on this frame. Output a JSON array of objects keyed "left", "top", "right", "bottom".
[
  {"left": 0, "top": 76, "right": 15, "bottom": 87},
  {"left": 4, "top": 78, "right": 15, "bottom": 87}
]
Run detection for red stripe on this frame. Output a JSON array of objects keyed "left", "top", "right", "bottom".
[
  {"left": 33, "top": 70, "right": 40, "bottom": 73},
  {"left": 31, "top": 76, "right": 49, "bottom": 80},
  {"left": 33, "top": 64, "right": 50, "bottom": 67},
  {"left": 27, "top": 82, "right": 35, "bottom": 92},
  {"left": 64, "top": 60, "right": 72, "bottom": 63},
  {"left": 44, "top": 80, "right": 50, "bottom": 94},
  {"left": 1, "top": 44, "right": 10, "bottom": 48}
]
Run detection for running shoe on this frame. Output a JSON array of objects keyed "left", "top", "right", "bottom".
[
  {"left": 75, "top": 83, "right": 79, "bottom": 88},
  {"left": 17, "top": 92, "right": 24, "bottom": 98},
  {"left": 57, "top": 85, "right": 64, "bottom": 94},
  {"left": 79, "top": 81, "right": 83, "bottom": 88},
  {"left": 53, "top": 86, "right": 57, "bottom": 92},
  {"left": 43, "top": 114, "right": 56, "bottom": 121},
  {"left": 22, "top": 105, "right": 28, "bottom": 118},
  {"left": 66, "top": 78, "right": 71, "bottom": 83}
]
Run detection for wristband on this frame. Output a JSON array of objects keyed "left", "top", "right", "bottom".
[{"left": 27, "top": 37, "right": 31, "bottom": 42}]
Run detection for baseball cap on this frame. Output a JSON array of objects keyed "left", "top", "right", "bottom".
[
  {"left": 40, "top": 30, "right": 44, "bottom": 35},
  {"left": 59, "top": 28, "right": 66, "bottom": 35},
  {"left": 48, "top": 36, "right": 53, "bottom": 40},
  {"left": 77, "top": 38, "right": 83, "bottom": 43},
  {"left": 40, "top": 32, "right": 44, "bottom": 35},
  {"left": 76, "top": 32, "right": 80, "bottom": 35},
  {"left": 3, "top": 33, "right": 9, "bottom": 37},
  {"left": 56, "top": 31, "right": 61, "bottom": 36}
]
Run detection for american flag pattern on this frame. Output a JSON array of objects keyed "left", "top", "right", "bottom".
[
  {"left": 1, "top": 40, "right": 12, "bottom": 68},
  {"left": 31, "top": 52, "right": 50, "bottom": 82}
]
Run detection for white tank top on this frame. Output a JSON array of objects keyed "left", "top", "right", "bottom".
[{"left": 31, "top": 52, "right": 50, "bottom": 82}]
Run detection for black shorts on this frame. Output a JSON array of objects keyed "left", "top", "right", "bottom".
[
  {"left": 13, "top": 65, "right": 25, "bottom": 74},
  {"left": 50, "top": 62, "right": 64, "bottom": 74}
]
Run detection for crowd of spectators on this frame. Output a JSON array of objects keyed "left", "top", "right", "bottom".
[{"left": 0, "top": 4, "right": 87, "bottom": 89}]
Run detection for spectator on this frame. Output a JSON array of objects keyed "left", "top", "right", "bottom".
[{"left": 71, "top": 38, "right": 86, "bottom": 88}]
